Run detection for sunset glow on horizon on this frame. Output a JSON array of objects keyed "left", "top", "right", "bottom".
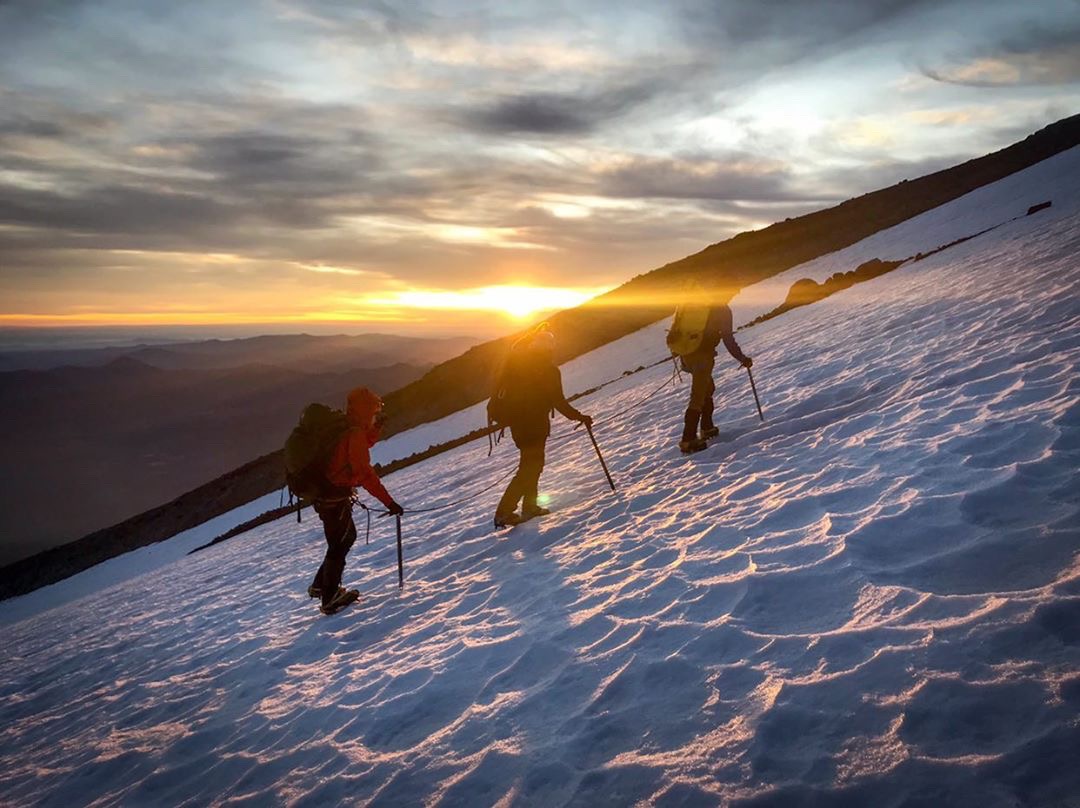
[{"left": 0, "top": 282, "right": 614, "bottom": 333}]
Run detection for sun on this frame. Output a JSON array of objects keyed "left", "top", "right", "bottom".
[
  {"left": 476, "top": 286, "right": 558, "bottom": 319},
  {"left": 474, "top": 285, "right": 612, "bottom": 319}
]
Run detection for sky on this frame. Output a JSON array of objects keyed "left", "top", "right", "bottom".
[{"left": 0, "top": 0, "right": 1077, "bottom": 340}]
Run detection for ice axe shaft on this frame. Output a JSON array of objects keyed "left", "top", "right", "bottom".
[
  {"left": 747, "top": 366, "right": 764, "bottom": 422},
  {"left": 585, "top": 423, "right": 617, "bottom": 492},
  {"left": 395, "top": 514, "right": 404, "bottom": 589}
]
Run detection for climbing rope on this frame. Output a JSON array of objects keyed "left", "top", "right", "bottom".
[
  {"left": 547, "top": 354, "right": 680, "bottom": 443},
  {"left": 401, "top": 465, "right": 519, "bottom": 515},
  {"left": 584, "top": 355, "right": 682, "bottom": 431},
  {"left": 388, "top": 354, "right": 682, "bottom": 515},
  {"left": 354, "top": 495, "right": 374, "bottom": 544},
  {"left": 350, "top": 466, "right": 519, "bottom": 518}
]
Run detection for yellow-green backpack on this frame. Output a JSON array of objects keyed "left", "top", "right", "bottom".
[{"left": 666, "top": 283, "right": 711, "bottom": 356}]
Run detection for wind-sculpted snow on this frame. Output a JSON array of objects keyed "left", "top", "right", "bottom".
[{"left": 2, "top": 190, "right": 1080, "bottom": 806}]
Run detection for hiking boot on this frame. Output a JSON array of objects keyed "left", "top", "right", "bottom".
[
  {"left": 320, "top": 587, "right": 359, "bottom": 615},
  {"left": 307, "top": 584, "right": 322, "bottom": 599},
  {"left": 682, "top": 408, "right": 701, "bottom": 440},
  {"left": 680, "top": 408, "right": 706, "bottom": 452},
  {"left": 679, "top": 437, "right": 707, "bottom": 454},
  {"left": 320, "top": 585, "right": 345, "bottom": 606},
  {"left": 522, "top": 506, "right": 551, "bottom": 520},
  {"left": 494, "top": 512, "right": 523, "bottom": 529},
  {"left": 701, "top": 399, "right": 716, "bottom": 434}
]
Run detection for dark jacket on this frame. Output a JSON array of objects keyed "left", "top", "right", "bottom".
[
  {"left": 694, "top": 304, "right": 748, "bottom": 364},
  {"left": 498, "top": 352, "right": 584, "bottom": 445}
]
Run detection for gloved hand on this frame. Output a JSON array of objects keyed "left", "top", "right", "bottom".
[
  {"left": 386, "top": 500, "right": 404, "bottom": 516},
  {"left": 741, "top": 357, "right": 753, "bottom": 369},
  {"left": 577, "top": 413, "right": 594, "bottom": 428}
]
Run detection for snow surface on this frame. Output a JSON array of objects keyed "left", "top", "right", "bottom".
[
  {"left": 2, "top": 151, "right": 1080, "bottom": 806},
  {"left": 0, "top": 492, "right": 283, "bottom": 628}
]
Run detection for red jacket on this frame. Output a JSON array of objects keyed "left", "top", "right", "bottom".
[{"left": 324, "top": 387, "right": 394, "bottom": 508}]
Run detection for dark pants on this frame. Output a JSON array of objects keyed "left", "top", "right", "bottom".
[
  {"left": 680, "top": 353, "right": 716, "bottom": 439},
  {"left": 682, "top": 352, "right": 716, "bottom": 412},
  {"left": 496, "top": 441, "right": 546, "bottom": 516},
  {"left": 312, "top": 499, "right": 357, "bottom": 604}
]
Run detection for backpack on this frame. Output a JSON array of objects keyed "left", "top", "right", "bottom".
[
  {"left": 284, "top": 403, "right": 350, "bottom": 501},
  {"left": 486, "top": 388, "right": 515, "bottom": 429},
  {"left": 666, "top": 282, "right": 711, "bottom": 357},
  {"left": 487, "top": 344, "right": 527, "bottom": 432},
  {"left": 485, "top": 354, "right": 527, "bottom": 455}
]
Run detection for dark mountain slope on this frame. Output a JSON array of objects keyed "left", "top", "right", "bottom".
[{"left": 0, "top": 359, "right": 425, "bottom": 564}]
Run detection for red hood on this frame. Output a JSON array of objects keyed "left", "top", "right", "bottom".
[{"left": 346, "top": 386, "right": 382, "bottom": 427}]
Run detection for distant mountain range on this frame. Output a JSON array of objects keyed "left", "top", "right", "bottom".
[
  {"left": 0, "top": 334, "right": 478, "bottom": 565},
  {"left": 0, "top": 332, "right": 479, "bottom": 373}
]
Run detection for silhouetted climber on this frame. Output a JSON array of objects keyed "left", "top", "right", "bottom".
[
  {"left": 490, "top": 325, "right": 592, "bottom": 528},
  {"left": 285, "top": 387, "right": 403, "bottom": 614},
  {"left": 668, "top": 295, "right": 752, "bottom": 454}
]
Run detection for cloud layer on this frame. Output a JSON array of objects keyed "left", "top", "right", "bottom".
[{"left": 0, "top": 0, "right": 1076, "bottom": 334}]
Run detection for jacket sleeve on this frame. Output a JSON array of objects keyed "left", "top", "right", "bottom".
[
  {"left": 716, "top": 306, "right": 749, "bottom": 364},
  {"left": 550, "top": 367, "right": 585, "bottom": 421},
  {"left": 345, "top": 431, "right": 395, "bottom": 508}
]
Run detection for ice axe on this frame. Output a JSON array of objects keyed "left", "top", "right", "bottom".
[
  {"left": 395, "top": 514, "right": 404, "bottom": 589},
  {"left": 378, "top": 509, "right": 405, "bottom": 588},
  {"left": 584, "top": 422, "right": 617, "bottom": 492},
  {"left": 747, "top": 366, "right": 764, "bottom": 422}
]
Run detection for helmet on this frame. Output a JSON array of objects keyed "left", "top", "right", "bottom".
[{"left": 530, "top": 327, "right": 555, "bottom": 354}]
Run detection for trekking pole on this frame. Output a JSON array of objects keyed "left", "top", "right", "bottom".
[
  {"left": 585, "top": 422, "right": 617, "bottom": 492},
  {"left": 395, "top": 514, "right": 404, "bottom": 589},
  {"left": 747, "top": 366, "right": 764, "bottom": 422}
]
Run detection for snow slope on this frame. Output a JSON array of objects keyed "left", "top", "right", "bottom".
[
  {"left": 2, "top": 152, "right": 1079, "bottom": 806},
  {"left": 0, "top": 491, "right": 283, "bottom": 627}
]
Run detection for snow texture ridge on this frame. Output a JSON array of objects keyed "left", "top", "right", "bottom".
[{"left": 1, "top": 148, "right": 1079, "bottom": 806}]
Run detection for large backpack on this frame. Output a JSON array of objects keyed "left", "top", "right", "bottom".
[
  {"left": 284, "top": 403, "right": 350, "bottom": 501},
  {"left": 487, "top": 344, "right": 526, "bottom": 432},
  {"left": 485, "top": 353, "right": 527, "bottom": 455},
  {"left": 486, "top": 386, "right": 515, "bottom": 429},
  {"left": 666, "top": 282, "right": 711, "bottom": 357}
]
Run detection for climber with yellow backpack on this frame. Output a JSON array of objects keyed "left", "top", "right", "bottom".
[{"left": 666, "top": 281, "right": 753, "bottom": 454}]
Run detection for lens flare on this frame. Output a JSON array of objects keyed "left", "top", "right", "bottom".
[{"left": 370, "top": 284, "right": 610, "bottom": 320}]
